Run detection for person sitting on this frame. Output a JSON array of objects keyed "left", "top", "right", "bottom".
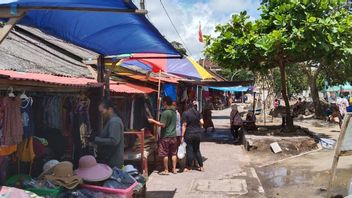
[
  {"left": 230, "top": 105, "right": 243, "bottom": 142},
  {"left": 244, "top": 109, "right": 257, "bottom": 130}
]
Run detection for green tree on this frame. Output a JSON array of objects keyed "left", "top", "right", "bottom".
[
  {"left": 219, "top": 68, "right": 255, "bottom": 81},
  {"left": 171, "top": 41, "right": 188, "bottom": 56},
  {"left": 273, "top": 66, "right": 308, "bottom": 96},
  {"left": 206, "top": 0, "right": 352, "bottom": 129}
]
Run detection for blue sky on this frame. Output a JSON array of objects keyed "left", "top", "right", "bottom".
[{"left": 143, "top": 0, "right": 261, "bottom": 59}]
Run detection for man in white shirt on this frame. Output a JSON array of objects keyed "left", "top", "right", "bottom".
[{"left": 337, "top": 94, "right": 349, "bottom": 127}]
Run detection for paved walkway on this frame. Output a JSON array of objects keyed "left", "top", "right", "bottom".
[{"left": 146, "top": 108, "right": 265, "bottom": 198}]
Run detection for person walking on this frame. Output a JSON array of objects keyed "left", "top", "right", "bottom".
[
  {"left": 181, "top": 101, "right": 204, "bottom": 172},
  {"left": 149, "top": 97, "right": 178, "bottom": 175},
  {"left": 230, "top": 105, "right": 243, "bottom": 142}
]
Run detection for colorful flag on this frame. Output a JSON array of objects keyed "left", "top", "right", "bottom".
[{"left": 198, "top": 22, "right": 203, "bottom": 43}]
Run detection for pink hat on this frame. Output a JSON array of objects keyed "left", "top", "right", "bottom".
[{"left": 75, "top": 155, "right": 112, "bottom": 182}]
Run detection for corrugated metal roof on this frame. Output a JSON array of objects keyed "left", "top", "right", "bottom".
[
  {"left": 0, "top": 69, "right": 100, "bottom": 87},
  {"left": 0, "top": 70, "right": 155, "bottom": 94},
  {"left": 0, "top": 27, "right": 92, "bottom": 77}
]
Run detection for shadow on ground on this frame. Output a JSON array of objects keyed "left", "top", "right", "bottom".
[
  {"left": 147, "top": 190, "right": 176, "bottom": 198},
  {"left": 201, "top": 128, "right": 241, "bottom": 145}
]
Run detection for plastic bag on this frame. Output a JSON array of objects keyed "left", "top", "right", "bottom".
[{"left": 177, "top": 142, "right": 187, "bottom": 159}]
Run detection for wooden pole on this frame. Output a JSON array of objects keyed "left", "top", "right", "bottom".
[
  {"left": 157, "top": 70, "right": 162, "bottom": 121},
  {"left": 104, "top": 60, "right": 121, "bottom": 97},
  {"left": 0, "top": 7, "right": 147, "bottom": 18},
  {"left": 0, "top": 13, "right": 24, "bottom": 44},
  {"left": 253, "top": 92, "right": 256, "bottom": 114},
  {"left": 327, "top": 113, "right": 352, "bottom": 197}
]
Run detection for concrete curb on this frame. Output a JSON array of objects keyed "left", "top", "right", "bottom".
[{"left": 250, "top": 167, "right": 265, "bottom": 194}]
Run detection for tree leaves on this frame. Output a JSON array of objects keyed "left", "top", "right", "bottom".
[{"left": 205, "top": 0, "right": 352, "bottom": 81}]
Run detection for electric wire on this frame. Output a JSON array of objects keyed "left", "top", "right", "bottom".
[{"left": 159, "top": 0, "right": 193, "bottom": 56}]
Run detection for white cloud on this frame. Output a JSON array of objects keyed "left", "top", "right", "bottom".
[{"left": 143, "top": 0, "right": 261, "bottom": 60}]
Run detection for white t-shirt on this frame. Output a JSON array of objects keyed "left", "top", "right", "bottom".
[
  {"left": 337, "top": 97, "right": 349, "bottom": 116},
  {"left": 176, "top": 110, "right": 182, "bottom": 136}
]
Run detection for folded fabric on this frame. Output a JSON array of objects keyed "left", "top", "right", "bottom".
[
  {"left": 0, "top": 186, "right": 42, "bottom": 198},
  {"left": 17, "top": 137, "right": 35, "bottom": 162},
  {"left": 0, "top": 145, "right": 17, "bottom": 156},
  {"left": 103, "top": 168, "right": 136, "bottom": 189}
]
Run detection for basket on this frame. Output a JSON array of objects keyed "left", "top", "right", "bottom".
[{"left": 80, "top": 182, "right": 138, "bottom": 198}]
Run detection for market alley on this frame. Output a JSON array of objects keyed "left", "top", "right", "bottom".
[{"left": 146, "top": 107, "right": 265, "bottom": 198}]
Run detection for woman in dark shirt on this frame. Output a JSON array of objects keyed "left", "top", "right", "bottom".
[{"left": 181, "top": 101, "right": 204, "bottom": 172}]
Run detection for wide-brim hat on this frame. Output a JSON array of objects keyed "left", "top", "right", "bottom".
[
  {"left": 45, "top": 161, "right": 82, "bottom": 189},
  {"left": 75, "top": 155, "right": 112, "bottom": 182},
  {"left": 38, "top": 159, "right": 59, "bottom": 179}
]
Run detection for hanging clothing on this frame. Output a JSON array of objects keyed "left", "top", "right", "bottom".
[
  {"left": 62, "top": 97, "right": 74, "bottom": 137},
  {"left": 17, "top": 137, "right": 35, "bottom": 162},
  {"left": 75, "top": 96, "right": 91, "bottom": 149},
  {"left": 21, "top": 97, "right": 34, "bottom": 138},
  {"left": 0, "top": 97, "right": 4, "bottom": 142},
  {"left": 2, "top": 97, "right": 23, "bottom": 145},
  {"left": 0, "top": 156, "right": 8, "bottom": 185},
  {"left": 0, "top": 145, "right": 17, "bottom": 156}
]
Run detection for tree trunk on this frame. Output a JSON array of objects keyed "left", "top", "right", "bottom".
[
  {"left": 302, "top": 64, "right": 324, "bottom": 118},
  {"left": 309, "top": 74, "right": 324, "bottom": 118},
  {"left": 278, "top": 61, "right": 294, "bottom": 130}
]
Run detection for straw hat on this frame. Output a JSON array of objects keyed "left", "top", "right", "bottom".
[
  {"left": 75, "top": 155, "right": 112, "bottom": 182},
  {"left": 38, "top": 159, "right": 59, "bottom": 179},
  {"left": 45, "top": 161, "right": 82, "bottom": 189}
]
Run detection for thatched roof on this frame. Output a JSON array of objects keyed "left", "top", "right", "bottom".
[{"left": 0, "top": 25, "right": 98, "bottom": 77}]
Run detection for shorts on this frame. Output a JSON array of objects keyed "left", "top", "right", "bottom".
[{"left": 158, "top": 137, "right": 177, "bottom": 157}]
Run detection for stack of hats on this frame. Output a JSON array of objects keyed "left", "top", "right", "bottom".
[
  {"left": 40, "top": 160, "right": 82, "bottom": 189},
  {"left": 39, "top": 155, "right": 113, "bottom": 189}
]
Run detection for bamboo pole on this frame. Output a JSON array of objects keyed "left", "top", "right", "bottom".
[
  {"left": 157, "top": 70, "right": 162, "bottom": 121},
  {"left": 327, "top": 114, "right": 352, "bottom": 197}
]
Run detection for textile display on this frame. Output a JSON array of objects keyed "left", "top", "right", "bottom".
[{"left": 2, "top": 97, "right": 24, "bottom": 145}]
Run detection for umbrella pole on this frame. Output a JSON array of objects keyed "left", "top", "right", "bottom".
[
  {"left": 155, "top": 71, "right": 162, "bottom": 140},
  {"left": 157, "top": 70, "right": 162, "bottom": 121}
]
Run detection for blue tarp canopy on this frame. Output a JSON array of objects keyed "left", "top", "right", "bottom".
[
  {"left": 0, "top": 0, "right": 180, "bottom": 56},
  {"left": 209, "top": 86, "right": 250, "bottom": 92}
]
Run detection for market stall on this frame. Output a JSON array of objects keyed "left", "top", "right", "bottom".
[{"left": 0, "top": 71, "right": 148, "bottom": 197}]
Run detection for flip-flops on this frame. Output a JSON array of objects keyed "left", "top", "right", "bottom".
[{"left": 159, "top": 171, "right": 169, "bottom": 175}]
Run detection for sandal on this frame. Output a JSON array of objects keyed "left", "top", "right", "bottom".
[
  {"left": 172, "top": 169, "right": 177, "bottom": 174},
  {"left": 159, "top": 171, "right": 169, "bottom": 175},
  {"left": 183, "top": 168, "right": 191, "bottom": 172},
  {"left": 197, "top": 167, "right": 205, "bottom": 172}
]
